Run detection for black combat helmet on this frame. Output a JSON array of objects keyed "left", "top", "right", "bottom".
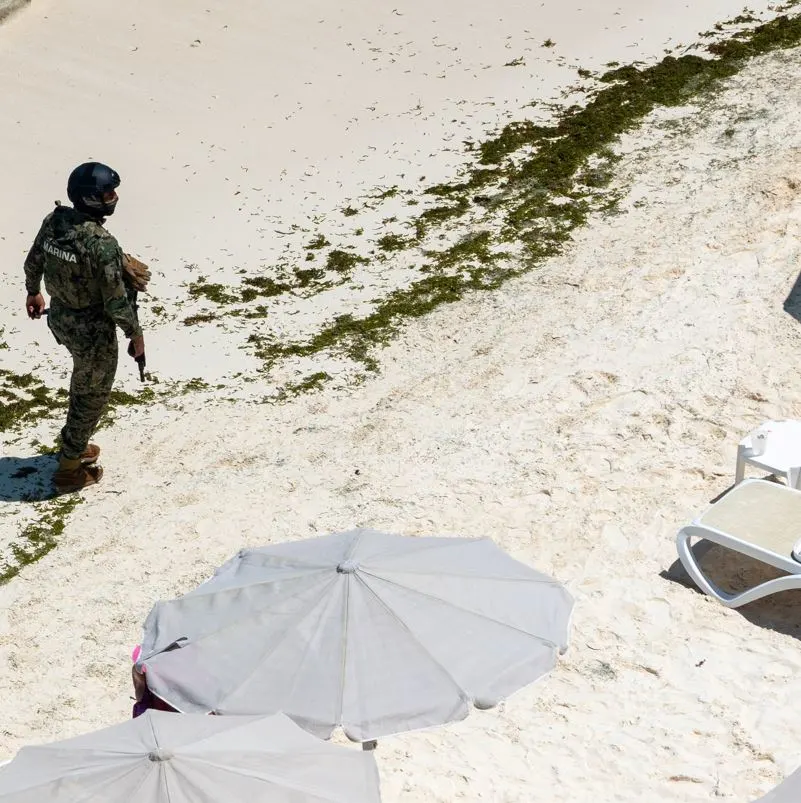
[{"left": 67, "top": 162, "right": 121, "bottom": 218}]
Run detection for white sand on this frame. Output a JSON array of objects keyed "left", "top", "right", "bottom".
[{"left": 2, "top": 1, "right": 801, "bottom": 801}]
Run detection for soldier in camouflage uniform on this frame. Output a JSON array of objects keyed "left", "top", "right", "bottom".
[{"left": 24, "top": 162, "right": 145, "bottom": 493}]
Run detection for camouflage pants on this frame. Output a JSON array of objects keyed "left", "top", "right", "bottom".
[{"left": 47, "top": 304, "right": 118, "bottom": 460}]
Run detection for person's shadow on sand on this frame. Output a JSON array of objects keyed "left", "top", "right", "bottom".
[{"left": 0, "top": 454, "right": 59, "bottom": 502}]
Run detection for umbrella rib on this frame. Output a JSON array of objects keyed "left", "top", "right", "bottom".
[
  {"left": 232, "top": 533, "right": 365, "bottom": 575},
  {"left": 350, "top": 535, "right": 484, "bottom": 563},
  {"left": 147, "top": 715, "right": 176, "bottom": 803},
  {"left": 343, "top": 528, "right": 366, "bottom": 562},
  {"left": 146, "top": 711, "right": 158, "bottom": 744},
  {"left": 216, "top": 534, "right": 365, "bottom": 718},
  {"left": 9, "top": 760, "right": 152, "bottom": 803},
  {"left": 212, "top": 574, "right": 340, "bottom": 712},
  {"left": 333, "top": 526, "right": 369, "bottom": 722},
  {"left": 182, "top": 753, "right": 362, "bottom": 803},
  {"left": 336, "top": 562, "right": 351, "bottom": 728},
  {"left": 82, "top": 765, "right": 155, "bottom": 803},
  {"left": 352, "top": 536, "right": 562, "bottom": 584},
  {"left": 174, "top": 566, "right": 332, "bottom": 600},
  {"left": 352, "top": 574, "right": 466, "bottom": 695},
  {"left": 334, "top": 524, "right": 364, "bottom": 726},
  {"left": 360, "top": 568, "right": 563, "bottom": 584},
  {"left": 143, "top": 569, "right": 332, "bottom": 660},
  {"left": 359, "top": 570, "right": 563, "bottom": 650},
  {"left": 243, "top": 556, "right": 345, "bottom": 570},
  {"left": 352, "top": 535, "right": 545, "bottom": 566}
]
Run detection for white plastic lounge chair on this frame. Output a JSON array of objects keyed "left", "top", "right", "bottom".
[
  {"left": 735, "top": 419, "right": 801, "bottom": 489},
  {"left": 676, "top": 478, "right": 801, "bottom": 608}
]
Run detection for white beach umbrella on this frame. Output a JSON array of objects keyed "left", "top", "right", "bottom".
[
  {"left": 0, "top": 710, "right": 380, "bottom": 803},
  {"left": 137, "top": 529, "right": 574, "bottom": 741}
]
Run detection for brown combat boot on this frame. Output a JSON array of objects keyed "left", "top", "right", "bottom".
[
  {"left": 54, "top": 455, "right": 103, "bottom": 493},
  {"left": 80, "top": 443, "right": 100, "bottom": 464}
]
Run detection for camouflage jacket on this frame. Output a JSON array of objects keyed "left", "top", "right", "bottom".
[{"left": 24, "top": 204, "right": 142, "bottom": 338}]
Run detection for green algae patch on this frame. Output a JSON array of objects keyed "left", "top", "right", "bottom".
[
  {"left": 377, "top": 234, "right": 415, "bottom": 253},
  {"left": 370, "top": 186, "right": 400, "bottom": 201},
  {"left": 305, "top": 234, "right": 331, "bottom": 250},
  {"left": 709, "top": 9, "right": 801, "bottom": 58},
  {"left": 0, "top": 370, "right": 68, "bottom": 433},
  {"left": 255, "top": 266, "right": 518, "bottom": 373},
  {"left": 419, "top": 196, "right": 470, "bottom": 226},
  {"left": 0, "top": 370, "right": 220, "bottom": 587},
  {"left": 191, "top": 249, "right": 371, "bottom": 309},
  {"left": 0, "top": 366, "right": 161, "bottom": 435},
  {"left": 274, "top": 371, "right": 332, "bottom": 401},
  {"left": 239, "top": 7, "right": 801, "bottom": 372},
  {"left": 423, "top": 230, "right": 509, "bottom": 272},
  {"left": 183, "top": 312, "right": 219, "bottom": 326},
  {"left": 327, "top": 249, "right": 368, "bottom": 273},
  {"left": 181, "top": 378, "right": 211, "bottom": 393},
  {"left": 0, "top": 496, "right": 83, "bottom": 585},
  {"left": 89, "top": 386, "right": 156, "bottom": 430},
  {"left": 242, "top": 274, "right": 294, "bottom": 301},
  {"left": 188, "top": 279, "right": 239, "bottom": 305}
]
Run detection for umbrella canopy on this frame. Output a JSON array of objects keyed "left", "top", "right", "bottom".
[
  {"left": 754, "top": 767, "right": 801, "bottom": 802},
  {"left": 138, "top": 529, "right": 574, "bottom": 741},
  {"left": 0, "top": 711, "right": 380, "bottom": 803}
]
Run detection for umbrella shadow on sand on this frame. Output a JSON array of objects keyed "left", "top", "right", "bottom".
[
  {"left": 662, "top": 541, "right": 801, "bottom": 641},
  {"left": 0, "top": 454, "right": 59, "bottom": 502}
]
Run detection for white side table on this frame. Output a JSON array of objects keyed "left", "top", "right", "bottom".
[{"left": 735, "top": 419, "right": 801, "bottom": 489}]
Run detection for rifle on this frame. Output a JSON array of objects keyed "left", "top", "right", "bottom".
[
  {"left": 122, "top": 254, "right": 149, "bottom": 383},
  {"left": 127, "top": 339, "right": 146, "bottom": 382}
]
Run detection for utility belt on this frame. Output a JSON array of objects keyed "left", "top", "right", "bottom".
[{"left": 47, "top": 299, "right": 107, "bottom": 346}]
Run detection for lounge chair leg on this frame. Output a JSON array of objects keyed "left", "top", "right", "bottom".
[
  {"left": 677, "top": 527, "right": 801, "bottom": 608},
  {"left": 676, "top": 531, "right": 738, "bottom": 606},
  {"left": 735, "top": 445, "right": 747, "bottom": 485}
]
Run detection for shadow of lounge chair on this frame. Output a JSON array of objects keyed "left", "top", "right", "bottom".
[{"left": 676, "top": 479, "right": 801, "bottom": 608}]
